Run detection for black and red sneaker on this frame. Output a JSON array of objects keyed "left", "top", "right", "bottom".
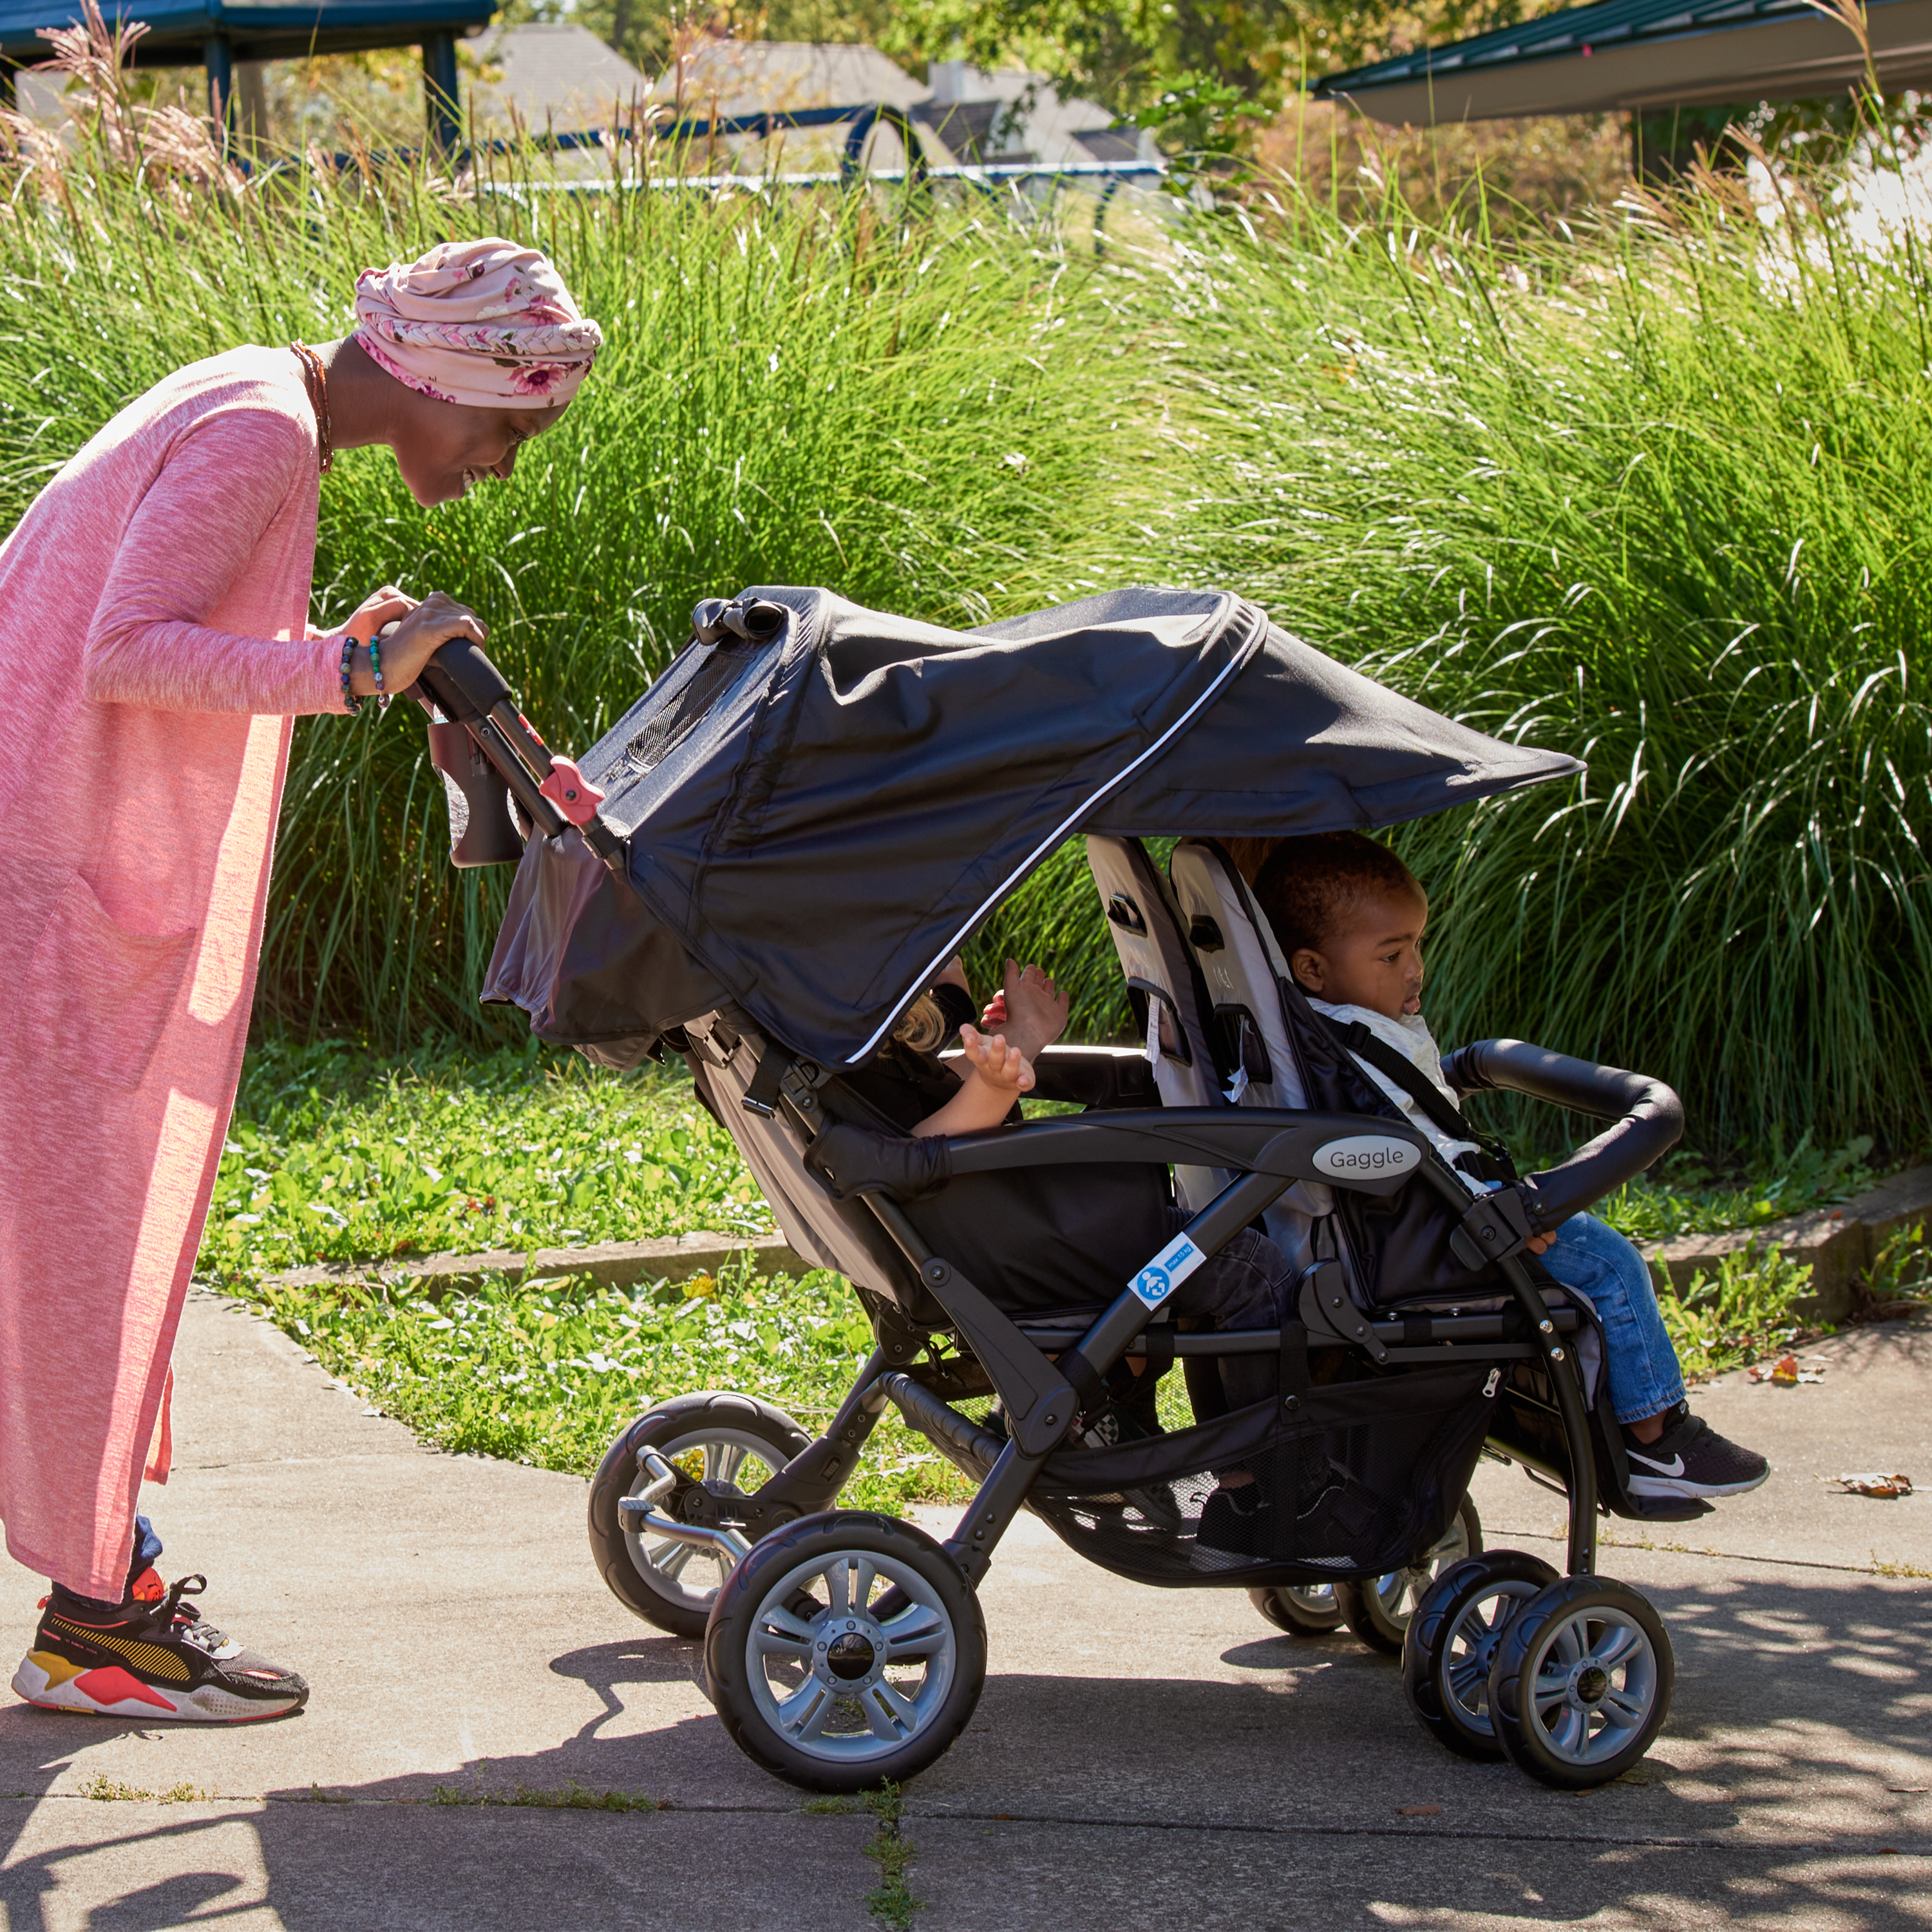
[{"left": 12, "top": 1571, "right": 308, "bottom": 1723}]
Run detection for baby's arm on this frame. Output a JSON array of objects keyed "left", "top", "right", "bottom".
[{"left": 913, "top": 1025, "right": 1036, "bottom": 1139}]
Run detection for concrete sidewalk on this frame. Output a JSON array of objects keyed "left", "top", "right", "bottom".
[{"left": 0, "top": 1294, "right": 1926, "bottom": 1929}]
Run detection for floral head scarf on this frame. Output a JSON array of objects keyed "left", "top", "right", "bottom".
[{"left": 353, "top": 237, "right": 603, "bottom": 409}]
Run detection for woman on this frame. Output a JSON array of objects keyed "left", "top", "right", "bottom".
[{"left": 0, "top": 236, "right": 603, "bottom": 1722}]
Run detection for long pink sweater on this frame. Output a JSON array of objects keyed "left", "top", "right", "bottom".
[{"left": 0, "top": 347, "right": 350, "bottom": 1596}]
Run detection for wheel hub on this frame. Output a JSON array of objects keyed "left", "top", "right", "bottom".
[
  {"left": 816, "top": 1616, "right": 886, "bottom": 1689},
  {"left": 1571, "top": 1662, "right": 1609, "bottom": 1707}
]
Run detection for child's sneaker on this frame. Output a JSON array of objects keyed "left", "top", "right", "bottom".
[
  {"left": 12, "top": 1571, "right": 308, "bottom": 1722},
  {"left": 1625, "top": 1406, "right": 1769, "bottom": 1500}
]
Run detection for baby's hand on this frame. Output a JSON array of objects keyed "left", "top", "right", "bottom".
[
  {"left": 981, "top": 989, "right": 1007, "bottom": 1029},
  {"left": 956, "top": 1023, "right": 1036, "bottom": 1096}
]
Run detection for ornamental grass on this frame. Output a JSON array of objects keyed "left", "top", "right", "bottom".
[{"left": 0, "top": 90, "right": 1926, "bottom": 1148}]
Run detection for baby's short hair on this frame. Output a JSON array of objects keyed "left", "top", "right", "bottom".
[{"left": 1251, "top": 831, "right": 1423, "bottom": 957}]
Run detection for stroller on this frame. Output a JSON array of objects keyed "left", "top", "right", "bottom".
[{"left": 415, "top": 584, "right": 1694, "bottom": 1795}]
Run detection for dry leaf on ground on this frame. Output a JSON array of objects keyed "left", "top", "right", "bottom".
[{"left": 1824, "top": 1472, "right": 1915, "bottom": 1498}]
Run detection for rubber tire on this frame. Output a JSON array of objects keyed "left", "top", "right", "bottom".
[
  {"left": 1337, "top": 1492, "right": 1484, "bottom": 1655},
  {"left": 1402, "top": 1548, "right": 1558, "bottom": 1761},
  {"left": 587, "top": 1391, "right": 812, "bottom": 1638},
  {"left": 704, "top": 1510, "right": 987, "bottom": 1794},
  {"left": 1488, "top": 1574, "right": 1675, "bottom": 1790},
  {"left": 1247, "top": 1582, "right": 1345, "bottom": 1636}
]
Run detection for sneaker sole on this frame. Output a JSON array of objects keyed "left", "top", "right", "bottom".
[
  {"left": 1627, "top": 1468, "right": 1770, "bottom": 1500},
  {"left": 11, "top": 1654, "right": 302, "bottom": 1723}
]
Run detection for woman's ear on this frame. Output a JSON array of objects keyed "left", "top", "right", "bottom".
[{"left": 1290, "top": 947, "right": 1325, "bottom": 996}]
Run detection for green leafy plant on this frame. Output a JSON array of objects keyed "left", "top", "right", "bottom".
[
  {"left": 1861, "top": 1219, "right": 1931, "bottom": 1308},
  {"left": 1660, "top": 1245, "right": 1814, "bottom": 1381}
]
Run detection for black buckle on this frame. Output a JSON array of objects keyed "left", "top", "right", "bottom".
[
  {"left": 1448, "top": 1188, "right": 1534, "bottom": 1271},
  {"left": 743, "top": 1045, "right": 791, "bottom": 1118}
]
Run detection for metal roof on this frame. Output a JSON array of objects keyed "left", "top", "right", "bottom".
[
  {"left": 0, "top": 0, "right": 494, "bottom": 63},
  {"left": 1314, "top": 0, "right": 1932, "bottom": 122}
]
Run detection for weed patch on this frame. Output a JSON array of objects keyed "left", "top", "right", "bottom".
[
  {"left": 1663, "top": 1247, "right": 1815, "bottom": 1381},
  {"left": 862, "top": 1783, "right": 923, "bottom": 1928},
  {"left": 427, "top": 1781, "right": 664, "bottom": 1812}
]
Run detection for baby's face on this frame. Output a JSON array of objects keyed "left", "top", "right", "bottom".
[{"left": 1289, "top": 887, "right": 1427, "bottom": 1020}]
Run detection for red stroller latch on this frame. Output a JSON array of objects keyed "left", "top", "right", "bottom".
[{"left": 538, "top": 757, "right": 606, "bottom": 826}]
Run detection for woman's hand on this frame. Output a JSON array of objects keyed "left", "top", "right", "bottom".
[
  {"left": 341, "top": 584, "right": 417, "bottom": 646},
  {"left": 983, "top": 960, "right": 1069, "bottom": 1063},
  {"left": 348, "top": 591, "right": 486, "bottom": 698}
]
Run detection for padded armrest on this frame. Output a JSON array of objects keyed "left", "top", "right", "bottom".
[{"left": 1443, "top": 1037, "right": 1683, "bottom": 1231}]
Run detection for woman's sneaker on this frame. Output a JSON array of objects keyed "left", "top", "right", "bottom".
[
  {"left": 12, "top": 1572, "right": 308, "bottom": 1722},
  {"left": 1625, "top": 1406, "right": 1770, "bottom": 1500}
]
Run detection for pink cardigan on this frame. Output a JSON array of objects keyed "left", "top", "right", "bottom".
[{"left": 0, "top": 347, "right": 350, "bottom": 1596}]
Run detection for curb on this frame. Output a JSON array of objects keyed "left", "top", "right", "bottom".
[
  {"left": 1636, "top": 1164, "right": 1932, "bottom": 1322},
  {"left": 267, "top": 1228, "right": 811, "bottom": 1299}
]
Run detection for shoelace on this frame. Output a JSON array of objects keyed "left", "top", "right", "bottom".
[{"left": 129, "top": 1575, "right": 230, "bottom": 1654}]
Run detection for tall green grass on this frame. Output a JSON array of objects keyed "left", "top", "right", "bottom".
[
  {"left": 3, "top": 131, "right": 1928, "bottom": 1146},
  {"left": 1127, "top": 185, "right": 1932, "bottom": 1146}
]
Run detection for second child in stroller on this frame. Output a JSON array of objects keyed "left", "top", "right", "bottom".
[
  {"left": 851, "top": 954, "right": 1303, "bottom": 1462},
  {"left": 1251, "top": 832, "right": 1769, "bottom": 1503}
]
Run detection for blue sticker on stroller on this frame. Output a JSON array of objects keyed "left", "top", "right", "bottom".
[{"left": 1129, "top": 1231, "right": 1205, "bottom": 1307}]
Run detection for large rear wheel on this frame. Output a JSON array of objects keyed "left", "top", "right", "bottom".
[{"left": 587, "top": 1392, "right": 811, "bottom": 1639}]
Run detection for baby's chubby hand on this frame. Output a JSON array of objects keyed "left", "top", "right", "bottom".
[{"left": 956, "top": 1023, "right": 1036, "bottom": 1096}]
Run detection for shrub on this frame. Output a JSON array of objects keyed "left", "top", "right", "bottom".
[{"left": 1151, "top": 181, "right": 1932, "bottom": 1145}]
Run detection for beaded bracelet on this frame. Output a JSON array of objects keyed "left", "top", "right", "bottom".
[
  {"left": 339, "top": 635, "right": 361, "bottom": 714},
  {"left": 370, "top": 628, "right": 390, "bottom": 712}
]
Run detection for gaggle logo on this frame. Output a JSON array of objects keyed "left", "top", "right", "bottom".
[{"left": 1313, "top": 1135, "right": 1421, "bottom": 1178}]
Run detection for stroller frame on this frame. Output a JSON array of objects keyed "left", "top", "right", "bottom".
[{"left": 672, "top": 1095, "right": 1602, "bottom": 1590}]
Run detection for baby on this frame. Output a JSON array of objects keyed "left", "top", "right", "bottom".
[
  {"left": 907, "top": 958, "right": 1070, "bottom": 1139},
  {"left": 1251, "top": 831, "right": 1769, "bottom": 1504}
]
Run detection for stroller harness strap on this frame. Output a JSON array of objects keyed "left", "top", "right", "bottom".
[{"left": 1329, "top": 1019, "right": 1519, "bottom": 1189}]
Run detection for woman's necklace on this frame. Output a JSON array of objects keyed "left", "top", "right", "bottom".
[{"left": 290, "top": 341, "right": 334, "bottom": 475}]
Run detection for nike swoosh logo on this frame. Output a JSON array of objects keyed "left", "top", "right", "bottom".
[{"left": 1628, "top": 1451, "right": 1685, "bottom": 1477}]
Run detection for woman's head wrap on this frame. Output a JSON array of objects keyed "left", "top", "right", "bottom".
[{"left": 353, "top": 237, "right": 603, "bottom": 410}]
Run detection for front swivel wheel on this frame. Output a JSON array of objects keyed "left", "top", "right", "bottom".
[
  {"left": 704, "top": 1510, "right": 986, "bottom": 1792},
  {"left": 588, "top": 1392, "right": 812, "bottom": 1639},
  {"left": 1402, "top": 1548, "right": 1558, "bottom": 1760}
]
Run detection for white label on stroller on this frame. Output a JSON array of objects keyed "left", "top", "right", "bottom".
[
  {"left": 1128, "top": 1231, "right": 1206, "bottom": 1307},
  {"left": 1312, "top": 1135, "right": 1421, "bottom": 1179}
]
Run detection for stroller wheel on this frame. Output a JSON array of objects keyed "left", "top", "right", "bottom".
[
  {"left": 705, "top": 1510, "right": 986, "bottom": 1793},
  {"left": 587, "top": 1392, "right": 812, "bottom": 1639},
  {"left": 1247, "top": 1582, "right": 1345, "bottom": 1636},
  {"left": 1401, "top": 1549, "right": 1558, "bottom": 1761},
  {"left": 1488, "top": 1575, "right": 1674, "bottom": 1790},
  {"left": 1337, "top": 1491, "right": 1483, "bottom": 1654}
]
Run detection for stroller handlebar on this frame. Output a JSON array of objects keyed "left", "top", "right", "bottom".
[{"left": 1441, "top": 1038, "right": 1683, "bottom": 1232}]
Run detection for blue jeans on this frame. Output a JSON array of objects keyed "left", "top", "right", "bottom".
[{"left": 1537, "top": 1213, "right": 1685, "bottom": 1425}]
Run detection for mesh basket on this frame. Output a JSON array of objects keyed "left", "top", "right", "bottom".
[{"left": 1029, "top": 1361, "right": 1498, "bottom": 1588}]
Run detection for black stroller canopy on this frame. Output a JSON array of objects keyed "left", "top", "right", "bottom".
[{"left": 484, "top": 585, "right": 1582, "bottom": 1067}]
